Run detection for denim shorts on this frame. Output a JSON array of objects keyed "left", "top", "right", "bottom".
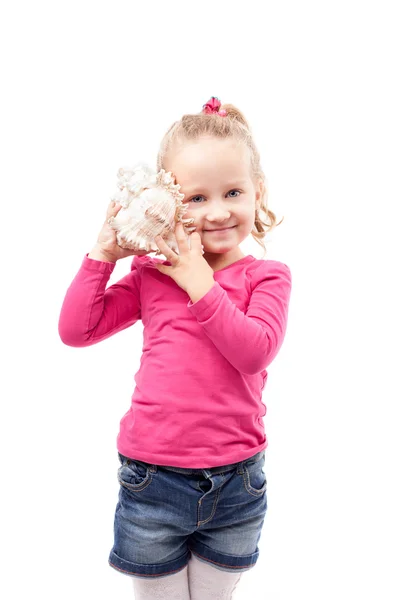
[{"left": 108, "top": 449, "right": 267, "bottom": 578}]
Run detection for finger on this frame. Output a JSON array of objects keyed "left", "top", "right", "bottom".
[
  {"left": 107, "top": 199, "right": 122, "bottom": 215},
  {"left": 188, "top": 230, "right": 203, "bottom": 252},
  {"left": 154, "top": 234, "right": 168, "bottom": 251},
  {"left": 174, "top": 221, "right": 190, "bottom": 252},
  {"left": 174, "top": 221, "right": 187, "bottom": 238},
  {"left": 155, "top": 235, "right": 176, "bottom": 260},
  {"left": 106, "top": 201, "right": 123, "bottom": 228},
  {"left": 106, "top": 200, "right": 115, "bottom": 219}
]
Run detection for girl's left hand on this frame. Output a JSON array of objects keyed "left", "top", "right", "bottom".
[{"left": 154, "top": 222, "right": 215, "bottom": 294}]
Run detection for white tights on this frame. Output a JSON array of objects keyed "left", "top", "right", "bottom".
[{"left": 131, "top": 552, "right": 243, "bottom": 599}]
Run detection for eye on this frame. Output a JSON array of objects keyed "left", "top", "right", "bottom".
[{"left": 188, "top": 190, "right": 241, "bottom": 203}]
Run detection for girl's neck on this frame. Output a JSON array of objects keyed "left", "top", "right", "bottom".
[{"left": 204, "top": 249, "right": 246, "bottom": 272}]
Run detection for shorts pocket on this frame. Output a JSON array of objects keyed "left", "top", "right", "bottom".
[
  {"left": 241, "top": 455, "right": 267, "bottom": 497},
  {"left": 117, "top": 453, "right": 153, "bottom": 492}
]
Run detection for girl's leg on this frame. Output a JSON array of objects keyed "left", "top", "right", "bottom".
[
  {"left": 188, "top": 553, "right": 243, "bottom": 599},
  {"left": 131, "top": 565, "right": 190, "bottom": 600},
  {"left": 131, "top": 554, "right": 242, "bottom": 599}
]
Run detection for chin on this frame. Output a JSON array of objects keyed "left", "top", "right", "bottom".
[{"left": 203, "top": 249, "right": 228, "bottom": 255}]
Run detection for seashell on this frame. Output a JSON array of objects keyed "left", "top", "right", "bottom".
[{"left": 107, "top": 164, "right": 196, "bottom": 255}]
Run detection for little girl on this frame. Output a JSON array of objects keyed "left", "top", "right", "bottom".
[{"left": 58, "top": 97, "right": 292, "bottom": 600}]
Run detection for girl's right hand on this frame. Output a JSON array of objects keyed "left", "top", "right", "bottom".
[{"left": 94, "top": 200, "right": 155, "bottom": 262}]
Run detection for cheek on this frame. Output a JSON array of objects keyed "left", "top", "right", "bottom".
[
  {"left": 238, "top": 209, "right": 256, "bottom": 223},
  {"left": 183, "top": 205, "right": 199, "bottom": 224}
]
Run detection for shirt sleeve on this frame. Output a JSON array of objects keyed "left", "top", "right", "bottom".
[
  {"left": 187, "top": 261, "right": 292, "bottom": 374},
  {"left": 58, "top": 253, "right": 142, "bottom": 347}
]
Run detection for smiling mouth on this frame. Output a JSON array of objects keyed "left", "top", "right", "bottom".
[{"left": 204, "top": 226, "right": 237, "bottom": 232}]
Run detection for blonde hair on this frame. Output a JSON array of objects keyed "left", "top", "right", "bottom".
[{"left": 156, "top": 100, "right": 284, "bottom": 258}]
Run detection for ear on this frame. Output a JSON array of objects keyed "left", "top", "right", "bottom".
[{"left": 255, "top": 179, "right": 264, "bottom": 211}]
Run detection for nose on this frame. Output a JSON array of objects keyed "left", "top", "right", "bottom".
[{"left": 204, "top": 208, "right": 231, "bottom": 224}]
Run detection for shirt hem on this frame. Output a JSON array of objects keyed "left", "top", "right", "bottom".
[{"left": 116, "top": 440, "right": 268, "bottom": 469}]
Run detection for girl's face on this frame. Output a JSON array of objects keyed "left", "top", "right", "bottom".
[{"left": 163, "top": 136, "right": 263, "bottom": 270}]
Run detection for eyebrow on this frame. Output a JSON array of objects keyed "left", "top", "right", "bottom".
[{"left": 183, "top": 180, "right": 248, "bottom": 193}]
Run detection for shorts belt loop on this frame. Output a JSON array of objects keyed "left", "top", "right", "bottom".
[{"left": 237, "top": 459, "right": 245, "bottom": 475}]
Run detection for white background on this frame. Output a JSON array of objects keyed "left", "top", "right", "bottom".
[{"left": 1, "top": 1, "right": 399, "bottom": 599}]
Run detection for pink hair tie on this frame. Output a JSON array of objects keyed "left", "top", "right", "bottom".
[{"left": 202, "top": 96, "right": 227, "bottom": 117}]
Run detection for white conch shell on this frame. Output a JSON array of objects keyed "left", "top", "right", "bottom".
[{"left": 108, "top": 164, "right": 196, "bottom": 254}]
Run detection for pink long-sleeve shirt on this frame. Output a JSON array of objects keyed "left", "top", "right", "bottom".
[{"left": 58, "top": 252, "right": 292, "bottom": 468}]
